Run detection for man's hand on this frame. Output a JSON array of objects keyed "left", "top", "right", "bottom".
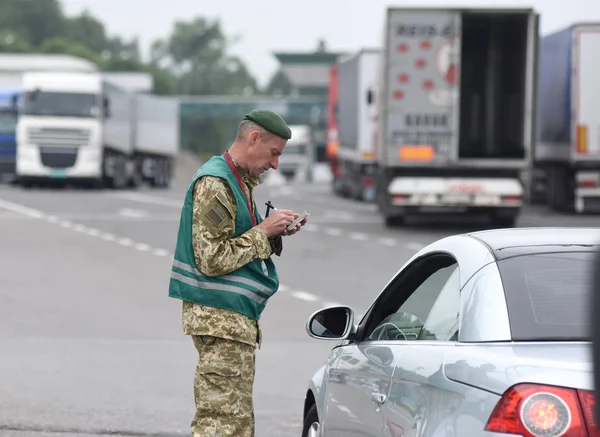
[
  {"left": 256, "top": 209, "right": 295, "bottom": 237},
  {"left": 282, "top": 211, "right": 308, "bottom": 236}
]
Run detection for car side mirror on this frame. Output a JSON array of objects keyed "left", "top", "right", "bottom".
[{"left": 306, "top": 305, "right": 355, "bottom": 340}]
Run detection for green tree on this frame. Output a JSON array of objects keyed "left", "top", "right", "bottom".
[
  {"left": 0, "top": 0, "right": 67, "bottom": 47},
  {"left": 264, "top": 70, "right": 293, "bottom": 96},
  {"left": 150, "top": 17, "right": 257, "bottom": 95}
]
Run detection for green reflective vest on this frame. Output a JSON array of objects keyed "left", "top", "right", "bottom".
[{"left": 168, "top": 155, "right": 279, "bottom": 320}]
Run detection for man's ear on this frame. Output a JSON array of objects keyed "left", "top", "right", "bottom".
[{"left": 249, "top": 130, "right": 259, "bottom": 146}]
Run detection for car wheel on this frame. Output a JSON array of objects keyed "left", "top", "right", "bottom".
[{"left": 301, "top": 403, "right": 320, "bottom": 437}]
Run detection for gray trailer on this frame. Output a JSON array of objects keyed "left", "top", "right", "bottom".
[{"left": 530, "top": 22, "right": 600, "bottom": 213}]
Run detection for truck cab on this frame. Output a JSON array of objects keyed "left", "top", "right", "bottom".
[
  {"left": 278, "top": 124, "right": 314, "bottom": 182},
  {"left": 15, "top": 71, "right": 134, "bottom": 188}
]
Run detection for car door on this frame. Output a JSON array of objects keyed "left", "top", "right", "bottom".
[
  {"left": 382, "top": 262, "right": 462, "bottom": 437},
  {"left": 322, "top": 254, "right": 459, "bottom": 437}
]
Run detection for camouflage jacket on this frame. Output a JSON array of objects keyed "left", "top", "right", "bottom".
[{"left": 182, "top": 159, "right": 282, "bottom": 347}]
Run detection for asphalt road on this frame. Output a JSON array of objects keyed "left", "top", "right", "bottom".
[{"left": 1, "top": 174, "right": 598, "bottom": 437}]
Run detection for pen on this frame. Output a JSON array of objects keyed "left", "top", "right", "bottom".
[{"left": 265, "top": 201, "right": 277, "bottom": 217}]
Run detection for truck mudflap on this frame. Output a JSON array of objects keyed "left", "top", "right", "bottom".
[
  {"left": 575, "top": 171, "right": 600, "bottom": 212},
  {"left": 387, "top": 177, "right": 523, "bottom": 209}
]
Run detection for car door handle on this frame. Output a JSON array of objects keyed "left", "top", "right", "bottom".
[{"left": 371, "top": 392, "right": 387, "bottom": 405}]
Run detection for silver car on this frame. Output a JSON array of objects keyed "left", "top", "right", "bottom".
[{"left": 301, "top": 227, "right": 600, "bottom": 437}]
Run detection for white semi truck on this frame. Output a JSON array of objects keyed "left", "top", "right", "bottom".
[
  {"left": 372, "top": 7, "right": 539, "bottom": 227},
  {"left": 277, "top": 124, "right": 315, "bottom": 182},
  {"left": 334, "top": 49, "right": 380, "bottom": 201},
  {"left": 15, "top": 71, "right": 178, "bottom": 188},
  {"left": 530, "top": 22, "right": 600, "bottom": 213}
]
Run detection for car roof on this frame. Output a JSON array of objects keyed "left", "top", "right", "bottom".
[{"left": 465, "top": 227, "right": 600, "bottom": 260}]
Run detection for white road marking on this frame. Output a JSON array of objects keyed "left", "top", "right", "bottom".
[
  {"left": 291, "top": 291, "right": 319, "bottom": 302},
  {"left": 110, "top": 192, "right": 182, "bottom": 208},
  {"left": 134, "top": 243, "right": 151, "bottom": 251},
  {"left": 118, "top": 208, "right": 148, "bottom": 218},
  {"left": 324, "top": 227, "right": 342, "bottom": 236},
  {"left": 349, "top": 232, "right": 369, "bottom": 241},
  {"left": 323, "top": 210, "right": 355, "bottom": 220},
  {"left": 151, "top": 248, "right": 171, "bottom": 257},
  {"left": 378, "top": 238, "right": 397, "bottom": 246},
  {"left": 118, "top": 238, "right": 133, "bottom": 246},
  {"left": 0, "top": 199, "right": 45, "bottom": 219},
  {"left": 85, "top": 228, "right": 101, "bottom": 237},
  {"left": 405, "top": 242, "right": 425, "bottom": 251},
  {"left": 303, "top": 223, "right": 319, "bottom": 232},
  {"left": 101, "top": 233, "right": 116, "bottom": 242}
]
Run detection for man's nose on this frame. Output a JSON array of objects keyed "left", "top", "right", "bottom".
[{"left": 271, "top": 157, "right": 279, "bottom": 170}]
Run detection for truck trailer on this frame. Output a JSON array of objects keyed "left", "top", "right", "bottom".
[
  {"left": 530, "top": 22, "right": 600, "bottom": 213},
  {"left": 335, "top": 49, "right": 380, "bottom": 201},
  {"left": 372, "top": 6, "right": 539, "bottom": 227},
  {"left": 15, "top": 71, "right": 178, "bottom": 189}
]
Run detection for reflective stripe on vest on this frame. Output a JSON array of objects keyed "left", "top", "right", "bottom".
[{"left": 171, "top": 259, "right": 276, "bottom": 304}]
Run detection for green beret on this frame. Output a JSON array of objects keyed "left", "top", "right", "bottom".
[{"left": 243, "top": 109, "right": 292, "bottom": 140}]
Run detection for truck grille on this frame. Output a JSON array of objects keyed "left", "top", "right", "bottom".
[
  {"left": 27, "top": 127, "right": 90, "bottom": 147},
  {"left": 40, "top": 146, "right": 78, "bottom": 168}
]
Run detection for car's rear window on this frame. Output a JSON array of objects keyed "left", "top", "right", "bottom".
[{"left": 497, "top": 251, "right": 596, "bottom": 341}]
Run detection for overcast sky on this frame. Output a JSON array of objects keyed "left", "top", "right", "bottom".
[{"left": 61, "top": 0, "right": 600, "bottom": 87}]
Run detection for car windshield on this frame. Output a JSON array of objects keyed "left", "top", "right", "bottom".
[
  {"left": 21, "top": 91, "right": 99, "bottom": 118},
  {"left": 498, "top": 250, "right": 596, "bottom": 341},
  {"left": 0, "top": 112, "right": 17, "bottom": 134}
]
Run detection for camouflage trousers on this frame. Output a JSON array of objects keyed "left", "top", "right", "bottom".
[{"left": 191, "top": 335, "right": 256, "bottom": 437}]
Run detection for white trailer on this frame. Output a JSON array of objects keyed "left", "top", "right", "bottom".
[
  {"left": 530, "top": 22, "right": 600, "bottom": 213},
  {"left": 132, "top": 93, "right": 179, "bottom": 187},
  {"left": 334, "top": 49, "right": 380, "bottom": 201},
  {"left": 373, "top": 7, "right": 539, "bottom": 227}
]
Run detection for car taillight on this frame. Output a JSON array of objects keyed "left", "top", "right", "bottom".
[{"left": 485, "top": 383, "right": 598, "bottom": 437}]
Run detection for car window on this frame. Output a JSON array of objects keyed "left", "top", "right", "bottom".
[
  {"left": 418, "top": 266, "right": 460, "bottom": 341},
  {"left": 365, "top": 262, "right": 458, "bottom": 342}
]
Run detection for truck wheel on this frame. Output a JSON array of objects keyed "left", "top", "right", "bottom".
[
  {"left": 385, "top": 215, "right": 405, "bottom": 227},
  {"left": 491, "top": 215, "right": 516, "bottom": 228},
  {"left": 301, "top": 404, "right": 319, "bottom": 437},
  {"left": 111, "top": 155, "right": 128, "bottom": 189}
]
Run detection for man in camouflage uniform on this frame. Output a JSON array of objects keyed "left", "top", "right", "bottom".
[{"left": 169, "top": 109, "right": 307, "bottom": 437}]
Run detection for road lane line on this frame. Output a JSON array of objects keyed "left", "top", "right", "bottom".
[
  {"left": 405, "top": 242, "right": 425, "bottom": 251},
  {"left": 0, "top": 197, "right": 176, "bottom": 259},
  {"left": 324, "top": 228, "right": 342, "bottom": 236},
  {"left": 291, "top": 291, "right": 319, "bottom": 302},
  {"left": 109, "top": 192, "right": 182, "bottom": 208},
  {"left": 349, "top": 232, "right": 368, "bottom": 241},
  {"left": 0, "top": 198, "right": 45, "bottom": 219}
]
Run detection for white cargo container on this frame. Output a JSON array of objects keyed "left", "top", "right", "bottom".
[
  {"left": 334, "top": 49, "right": 380, "bottom": 201},
  {"left": 372, "top": 7, "right": 539, "bottom": 227},
  {"left": 132, "top": 93, "right": 179, "bottom": 187}
]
